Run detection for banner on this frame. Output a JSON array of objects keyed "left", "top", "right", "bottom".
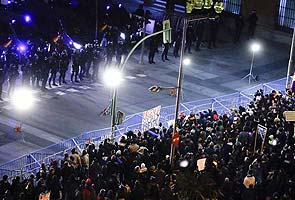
[
  {"left": 39, "top": 192, "right": 50, "bottom": 200},
  {"left": 142, "top": 106, "right": 161, "bottom": 132},
  {"left": 257, "top": 124, "right": 267, "bottom": 139},
  {"left": 197, "top": 158, "right": 206, "bottom": 171}
]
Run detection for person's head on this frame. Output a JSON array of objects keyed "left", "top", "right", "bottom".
[{"left": 2, "top": 175, "right": 8, "bottom": 182}]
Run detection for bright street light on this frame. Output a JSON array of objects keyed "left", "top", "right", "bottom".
[
  {"left": 103, "top": 67, "right": 124, "bottom": 88},
  {"left": 11, "top": 88, "right": 35, "bottom": 111},
  {"left": 183, "top": 58, "right": 191, "bottom": 65},
  {"left": 251, "top": 43, "right": 260, "bottom": 52},
  {"left": 24, "top": 15, "right": 32, "bottom": 23}
]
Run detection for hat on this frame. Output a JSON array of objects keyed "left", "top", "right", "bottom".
[{"left": 86, "top": 178, "right": 92, "bottom": 185}]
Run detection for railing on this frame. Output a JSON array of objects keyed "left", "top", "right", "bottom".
[{"left": 0, "top": 77, "right": 288, "bottom": 179}]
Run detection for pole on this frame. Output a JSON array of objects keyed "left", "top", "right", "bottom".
[
  {"left": 169, "top": 18, "right": 187, "bottom": 166},
  {"left": 253, "top": 129, "right": 258, "bottom": 154},
  {"left": 249, "top": 51, "right": 255, "bottom": 84},
  {"left": 95, "top": 0, "right": 98, "bottom": 40},
  {"left": 110, "top": 88, "right": 117, "bottom": 142},
  {"left": 286, "top": 27, "right": 295, "bottom": 89},
  {"left": 139, "top": 14, "right": 146, "bottom": 64}
]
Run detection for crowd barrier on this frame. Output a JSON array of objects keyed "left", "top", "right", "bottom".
[{"left": 0, "top": 77, "right": 288, "bottom": 180}]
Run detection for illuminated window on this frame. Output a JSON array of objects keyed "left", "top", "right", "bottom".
[
  {"left": 278, "top": 0, "right": 295, "bottom": 28},
  {"left": 224, "top": 0, "right": 242, "bottom": 14}
]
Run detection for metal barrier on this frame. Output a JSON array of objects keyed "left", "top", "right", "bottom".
[{"left": 0, "top": 77, "right": 288, "bottom": 179}]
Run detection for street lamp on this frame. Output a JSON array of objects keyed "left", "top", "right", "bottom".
[
  {"left": 11, "top": 88, "right": 35, "bottom": 111},
  {"left": 11, "top": 87, "right": 36, "bottom": 142},
  {"left": 103, "top": 67, "right": 124, "bottom": 141},
  {"left": 242, "top": 42, "right": 261, "bottom": 84},
  {"left": 183, "top": 58, "right": 191, "bottom": 66}
]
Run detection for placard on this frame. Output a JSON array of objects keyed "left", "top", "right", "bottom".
[{"left": 142, "top": 106, "right": 161, "bottom": 132}]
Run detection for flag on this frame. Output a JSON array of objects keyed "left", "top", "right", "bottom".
[
  {"left": 53, "top": 35, "right": 60, "bottom": 43},
  {"left": 4, "top": 40, "right": 12, "bottom": 48},
  {"left": 100, "top": 103, "right": 111, "bottom": 116},
  {"left": 172, "top": 132, "right": 180, "bottom": 146}
]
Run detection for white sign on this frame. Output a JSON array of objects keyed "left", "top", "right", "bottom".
[
  {"left": 257, "top": 124, "right": 267, "bottom": 139},
  {"left": 142, "top": 106, "right": 161, "bottom": 132},
  {"left": 197, "top": 158, "right": 207, "bottom": 171}
]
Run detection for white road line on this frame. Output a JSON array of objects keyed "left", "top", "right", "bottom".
[
  {"left": 78, "top": 86, "right": 92, "bottom": 90},
  {"left": 66, "top": 88, "right": 79, "bottom": 93},
  {"left": 55, "top": 91, "right": 66, "bottom": 96},
  {"left": 136, "top": 74, "right": 147, "bottom": 78},
  {"left": 125, "top": 76, "right": 137, "bottom": 80}
]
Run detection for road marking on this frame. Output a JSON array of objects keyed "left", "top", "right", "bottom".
[
  {"left": 125, "top": 76, "right": 137, "bottom": 80},
  {"left": 136, "top": 74, "right": 147, "bottom": 78},
  {"left": 55, "top": 91, "right": 66, "bottom": 96},
  {"left": 2, "top": 105, "right": 13, "bottom": 111},
  {"left": 41, "top": 94, "right": 53, "bottom": 99},
  {"left": 66, "top": 88, "right": 79, "bottom": 93},
  {"left": 91, "top": 83, "right": 103, "bottom": 87},
  {"left": 78, "top": 86, "right": 91, "bottom": 90}
]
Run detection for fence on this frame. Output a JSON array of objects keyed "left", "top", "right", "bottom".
[{"left": 0, "top": 77, "right": 288, "bottom": 180}]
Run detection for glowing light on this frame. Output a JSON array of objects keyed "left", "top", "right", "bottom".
[
  {"left": 73, "top": 42, "right": 82, "bottom": 50},
  {"left": 17, "top": 44, "right": 27, "bottom": 53},
  {"left": 119, "top": 3, "right": 122, "bottom": 8},
  {"left": 11, "top": 19, "right": 16, "bottom": 24},
  {"left": 24, "top": 15, "right": 32, "bottom": 23},
  {"left": 103, "top": 67, "right": 124, "bottom": 88},
  {"left": 251, "top": 43, "right": 260, "bottom": 52},
  {"left": 183, "top": 58, "right": 191, "bottom": 65},
  {"left": 180, "top": 160, "right": 189, "bottom": 168},
  {"left": 106, "top": 5, "right": 110, "bottom": 10},
  {"left": 120, "top": 32, "right": 126, "bottom": 40},
  {"left": 11, "top": 88, "right": 35, "bottom": 111}
]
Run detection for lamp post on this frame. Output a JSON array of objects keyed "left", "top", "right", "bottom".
[
  {"left": 286, "top": 27, "right": 295, "bottom": 89},
  {"left": 103, "top": 67, "right": 123, "bottom": 142},
  {"left": 169, "top": 16, "right": 208, "bottom": 166},
  {"left": 242, "top": 43, "right": 261, "bottom": 84}
]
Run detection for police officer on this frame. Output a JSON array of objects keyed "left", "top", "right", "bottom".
[
  {"left": 148, "top": 38, "right": 157, "bottom": 64},
  {"left": 116, "top": 41, "right": 125, "bottom": 66},
  {"left": 234, "top": 14, "right": 244, "bottom": 43},
  {"left": 185, "top": 25, "right": 194, "bottom": 54},
  {"left": 248, "top": 10, "right": 258, "bottom": 39},
  {"left": 208, "top": 15, "right": 220, "bottom": 48},
  {"left": 21, "top": 56, "right": 32, "bottom": 86},
  {"left": 31, "top": 52, "right": 40, "bottom": 87},
  {"left": 85, "top": 44, "right": 94, "bottom": 78},
  {"left": 59, "top": 49, "right": 70, "bottom": 85},
  {"left": 173, "top": 29, "right": 181, "bottom": 57},
  {"left": 106, "top": 41, "right": 114, "bottom": 66},
  {"left": 79, "top": 48, "right": 87, "bottom": 81},
  {"left": 40, "top": 48, "right": 51, "bottom": 91},
  {"left": 196, "top": 21, "right": 205, "bottom": 51},
  {"left": 92, "top": 46, "right": 101, "bottom": 81},
  {"left": 7, "top": 59, "right": 19, "bottom": 96},
  {"left": 48, "top": 49, "right": 59, "bottom": 87},
  {"left": 162, "top": 41, "right": 170, "bottom": 62},
  {"left": 71, "top": 50, "right": 80, "bottom": 83}
]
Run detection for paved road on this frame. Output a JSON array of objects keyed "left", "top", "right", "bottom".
[{"left": 0, "top": 0, "right": 292, "bottom": 164}]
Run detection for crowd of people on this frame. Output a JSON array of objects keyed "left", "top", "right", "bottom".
[{"left": 0, "top": 88, "right": 294, "bottom": 200}]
